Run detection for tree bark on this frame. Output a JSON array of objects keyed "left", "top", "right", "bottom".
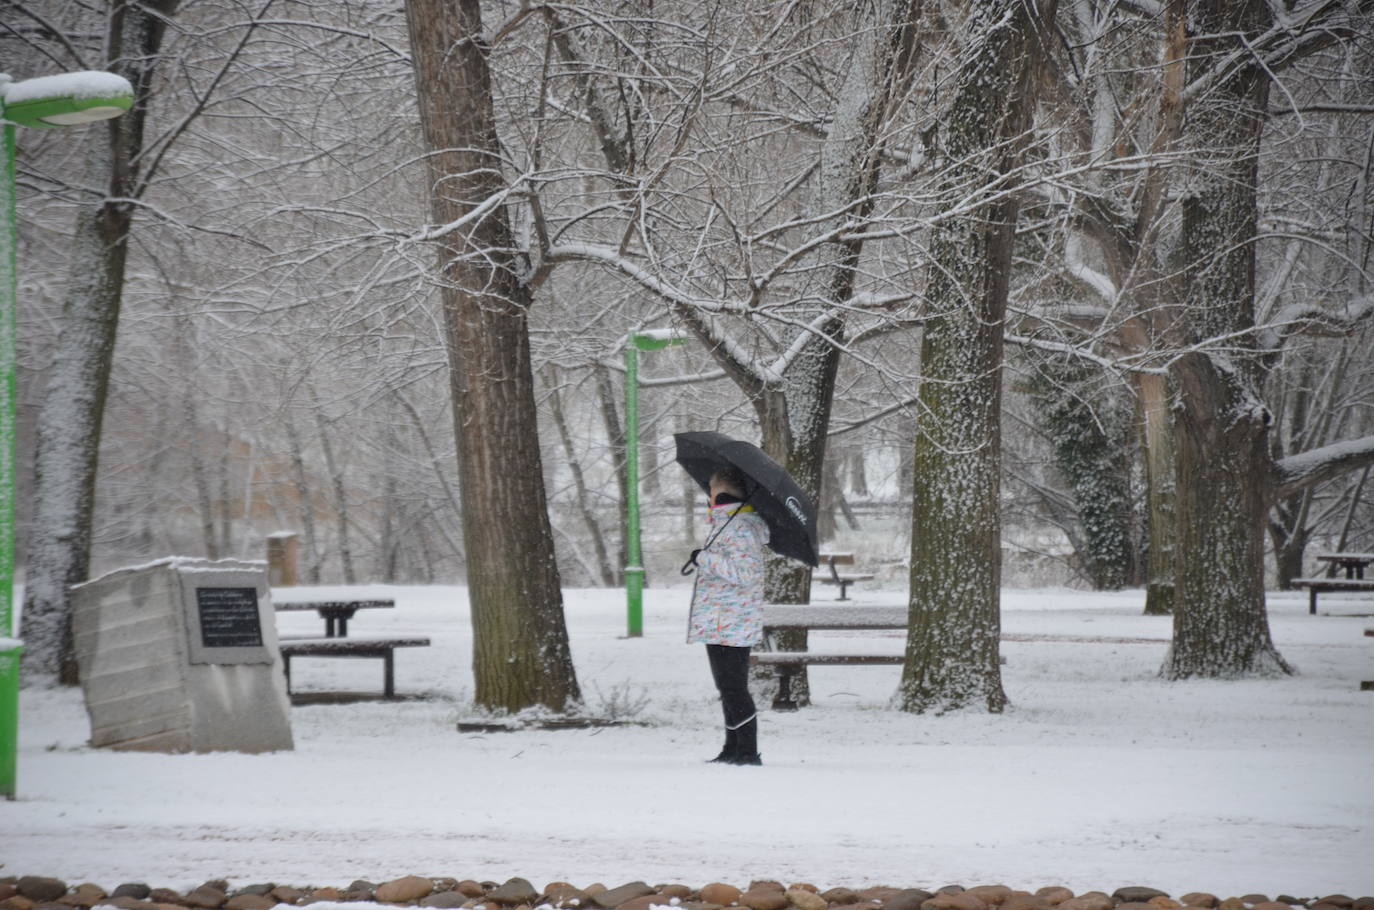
[
  {"left": 1033, "top": 357, "right": 1135, "bottom": 591},
  {"left": 20, "top": 0, "right": 178, "bottom": 682},
  {"left": 405, "top": 0, "right": 579, "bottom": 712},
  {"left": 899, "top": 0, "right": 1048, "bottom": 714},
  {"left": 544, "top": 367, "right": 615, "bottom": 587},
  {"left": 1164, "top": 0, "right": 1288, "bottom": 679},
  {"left": 595, "top": 364, "right": 627, "bottom": 585},
  {"left": 284, "top": 415, "right": 322, "bottom": 584},
  {"left": 314, "top": 407, "right": 355, "bottom": 585},
  {"left": 1139, "top": 373, "right": 1177, "bottom": 614}
]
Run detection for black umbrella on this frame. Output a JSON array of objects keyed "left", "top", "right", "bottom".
[{"left": 674, "top": 431, "right": 819, "bottom": 568}]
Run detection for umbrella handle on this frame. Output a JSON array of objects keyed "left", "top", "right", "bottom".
[{"left": 684, "top": 486, "right": 756, "bottom": 577}]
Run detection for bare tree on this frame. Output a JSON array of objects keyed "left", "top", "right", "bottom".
[
  {"left": 20, "top": 0, "right": 182, "bottom": 681},
  {"left": 1164, "top": 0, "right": 1374, "bottom": 678},
  {"left": 404, "top": 0, "right": 579, "bottom": 712},
  {"left": 897, "top": 0, "right": 1053, "bottom": 714}
]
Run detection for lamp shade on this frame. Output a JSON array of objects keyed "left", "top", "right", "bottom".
[{"left": 1, "top": 71, "right": 133, "bottom": 129}]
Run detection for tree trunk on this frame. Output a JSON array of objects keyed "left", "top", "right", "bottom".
[
  {"left": 595, "top": 364, "right": 627, "bottom": 585},
  {"left": 849, "top": 449, "right": 869, "bottom": 498},
  {"left": 1034, "top": 357, "right": 1134, "bottom": 591},
  {"left": 314, "top": 408, "right": 355, "bottom": 585},
  {"left": 394, "top": 390, "right": 465, "bottom": 573},
  {"left": 284, "top": 415, "right": 322, "bottom": 584},
  {"left": 183, "top": 363, "right": 218, "bottom": 561},
  {"left": 899, "top": 0, "right": 1045, "bottom": 714},
  {"left": 405, "top": 0, "right": 579, "bottom": 712},
  {"left": 1268, "top": 506, "right": 1309, "bottom": 589},
  {"left": 1169, "top": 370, "right": 1288, "bottom": 675},
  {"left": 217, "top": 439, "right": 234, "bottom": 557},
  {"left": 544, "top": 368, "right": 615, "bottom": 586},
  {"left": 1163, "top": 0, "right": 1288, "bottom": 679},
  {"left": 748, "top": 0, "right": 920, "bottom": 707},
  {"left": 20, "top": 0, "right": 177, "bottom": 681},
  {"left": 377, "top": 421, "right": 400, "bottom": 584},
  {"left": 1139, "top": 373, "right": 1177, "bottom": 614}
]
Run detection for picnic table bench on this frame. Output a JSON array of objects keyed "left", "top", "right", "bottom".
[
  {"left": 1364, "top": 628, "right": 1374, "bottom": 692},
  {"left": 271, "top": 595, "right": 429, "bottom": 699},
  {"left": 815, "top": 552, "right": 875, "bottom": 601},
  {"left": 755, "top": 605, "right": 1028, "bottom": 710},
  {"left": 1291, "top": 556, "right": 1374, "bottom": 614},
  {"left": 277, "top": 636, "right": 431, "bottom": 699},
  {"left": 755, "top": 605, "right": 906, "bottom": 710}
]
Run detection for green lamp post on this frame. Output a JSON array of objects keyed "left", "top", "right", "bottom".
[
  {"left": 0, "top": 70, "right": 134, "bottom": 800},
  {"left": 624, "top": 329, "right": 685, "bottom": 638}
]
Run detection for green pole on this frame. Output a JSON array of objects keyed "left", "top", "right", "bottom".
[
  {"left": 624, "top": 343, "right": 643, "bottom": 638},
  {"left": 0, "top": 70, "right": 133, "bottom": 800},
  {"left": 1, "top": 121, "right": 19, "bottom": 800}
]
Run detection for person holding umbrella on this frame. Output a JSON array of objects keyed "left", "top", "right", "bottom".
[
  {"left": 684, "top": 465, "right": 769, "bottom": 765},
  {"left": 675, "top": 431, "right": 819, "bottom": 767}
]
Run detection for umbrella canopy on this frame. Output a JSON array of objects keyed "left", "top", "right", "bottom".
[{"left": 674, "top": 431, "right": 819, "bottom": 567}]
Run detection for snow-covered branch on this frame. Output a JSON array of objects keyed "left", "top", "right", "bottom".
[
  {"left": 1256, "top": 292, "right": 1374, "bottom": 351},
  {"left": 1273, "top": 435, "right": 1374, "bottom": 499}
]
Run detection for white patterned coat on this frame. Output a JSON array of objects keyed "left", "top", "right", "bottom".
[{"left": 686, "top": 504, "right": 770, "bottom": 646}]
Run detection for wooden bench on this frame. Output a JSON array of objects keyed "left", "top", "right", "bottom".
[
  {"left": 1364, "top": 628, "right": 1374, "bottom": 692},
  {"left": 278, "top": 636, "right": 430, "bottom": 699},
  {"left": 815, "top": 552, "right": 875, "bottom": 601},
  {"left": 752, "top": 651, "right": 903, "bottom": 710},
  {"left": 756, "top": 605, "right": 1016, "bottom": 710},
  {"left": 1291, "top": 577, "right": 1374, "bottom": 615},
  {"left": 756, "top": 605, "right": 906, "bottom": 709}
]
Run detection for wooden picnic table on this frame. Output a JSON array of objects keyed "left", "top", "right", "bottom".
[
  {"left": 272, "top": 598, "right": 394, "bottom": 637},
  {"left": 1315, "top": 552, "right": 1374, "bottom": 580},
  {"left": 1293, "top": 555, "right": 1374, "bottom": 614},
  {"left": 814, "top": 551, "right": 875, "bottom": 601}
]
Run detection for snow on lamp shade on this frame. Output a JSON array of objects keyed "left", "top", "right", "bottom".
[{"left": 0, "top": 71, "right": 133, "bottom": 128}]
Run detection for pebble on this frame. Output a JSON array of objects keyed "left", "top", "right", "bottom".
[
  {"left": 377, "top": 879, "right": 436, "bottom": 904},
  {"left": 591, "top": 885, "right": 655, "bottom": 910},
  {"left": 488, "top": 882, "right": 540, "bottom": 908},
  {"left": 739, "top": 891, "right": 788, "bottom": 910},
  {"left": 0, "top": 878, "right": 1367, "bottom": 910},
  {"left": 700, "top": 887, "right": 741, "bottom": 907},
  {"left": 110, "top": 888, "right": 152, "bottom": 902},
  {"left": 17, "top": 881, "right": 67, "bottom": 904}
]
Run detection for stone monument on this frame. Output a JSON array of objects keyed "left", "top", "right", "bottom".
[{"left": 70, "top": 557, "right": 294, "bottom": 753}]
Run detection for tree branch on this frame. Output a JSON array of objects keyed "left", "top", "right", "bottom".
[{"left": 1273, "top": 435, "right": 1374, "bottom": 500}]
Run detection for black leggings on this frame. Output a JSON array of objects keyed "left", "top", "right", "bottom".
[{"left": 705, "top": 644, "right": 756, "bottom": 729}]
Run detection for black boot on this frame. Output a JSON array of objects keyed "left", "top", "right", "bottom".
[
  {"left": 728, "top": 716, "right": 761, "bottom": 765},
  {"left": 706, "top": 726, "right": 738, "bottom": 763}
]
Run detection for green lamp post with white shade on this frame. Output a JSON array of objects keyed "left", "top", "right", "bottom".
[
  {"left": 623, "top": 328, "right": 686, "bottom": 638},
  {"left": 0, "top": 70, "right": 134, "bottom": 800}
]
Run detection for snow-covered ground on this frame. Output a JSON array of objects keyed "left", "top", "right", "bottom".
[{"left": 3, "top": 584, "right": 1372, "bottom": 897}]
